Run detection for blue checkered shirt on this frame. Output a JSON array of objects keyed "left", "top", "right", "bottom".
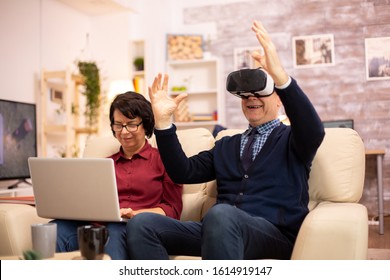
[{"left": 240, "top": 119, "right": 281, "bottom": 161}]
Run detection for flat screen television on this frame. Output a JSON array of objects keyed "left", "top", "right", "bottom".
[
  {"left": 0, "top": 99, "right": 37, "bottom": 188},
  {"left": 322, "top": 119, "right": 354, "bottom": 129}
]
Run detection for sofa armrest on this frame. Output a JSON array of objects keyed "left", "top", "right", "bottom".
[
  {"left": 0, "top": 204, "right": 50, "bottom": 256},
  {"left": 291, "top": 202, "right": 368, "bottom": 260}
]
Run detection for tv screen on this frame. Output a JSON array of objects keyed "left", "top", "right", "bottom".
[
  {"left": 322, "top": 119, "right": 354, "bottom": 129},
  {"left": 0, "top": 99, "right": 37, "bottom": 185}
]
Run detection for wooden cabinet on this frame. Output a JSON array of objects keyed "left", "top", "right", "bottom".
[
  {"left": 166, "top": 58, "right": 225, "bottom": 131},
  {"left": 40, "top": 69, "right": 101, "bottom": 157}
]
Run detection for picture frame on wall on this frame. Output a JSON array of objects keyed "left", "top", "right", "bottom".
[
  {"left": 365, "top": 37, "right": 390, "bottom": 81},
  {"left": 292, "top": 34, "right": 335, "bottom": 68},
  {"left": 166, "top": 34, "right": 203, "bottom": 61},
  {"left": 48, "top": 82, "right": 65, "bottom": 104},
  {"left": 233, "top": 46, "right": 262, "bottom": 70}
]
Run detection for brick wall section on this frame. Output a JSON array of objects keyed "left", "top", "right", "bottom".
[{"left": 182, "top": 0, "right": 390, "bottom": 216}]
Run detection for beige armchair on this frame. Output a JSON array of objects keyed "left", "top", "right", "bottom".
[
  {"left": 0, "top": 127, "right": 367, "bottom": 259},
  {"left": 215, "top": 127, "right": 368, "bottom": 259}
]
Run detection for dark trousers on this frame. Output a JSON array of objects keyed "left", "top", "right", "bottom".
[{"left": 126, "top": 204, "right": 293, "bottom": 260}]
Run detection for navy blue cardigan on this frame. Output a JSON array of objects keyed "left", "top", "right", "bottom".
[{"left": 154, "top": 78, "right": 325, "bottom": 243}]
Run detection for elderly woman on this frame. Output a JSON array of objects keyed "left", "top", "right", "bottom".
[{"left": 52, "top": 92, "right": 183, "bottom": 260}]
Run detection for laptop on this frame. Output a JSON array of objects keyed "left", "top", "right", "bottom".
[{"left": 28, "top": 157, "right": 128, "bottom": 222}]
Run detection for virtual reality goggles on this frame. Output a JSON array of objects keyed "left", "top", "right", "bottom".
[{"left": 226, "top": 68, "right": 275, "bottom": 98}]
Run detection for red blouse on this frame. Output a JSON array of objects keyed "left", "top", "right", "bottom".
[{"left": 109, "top": 140, "right": 183, "bottom": 219}]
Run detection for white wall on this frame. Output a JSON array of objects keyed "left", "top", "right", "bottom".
[
  {"left": 0, "top": 0, "right": 92, "bottom": 102},
  {"left": 40, "top": 0, "right": 89, "bottom": 71},
  {"left": 0, "top": 0, "right": 41, "bottom": 103},
  {"left": 0, "top": 0, "right": 131, "bottom": 103},
  {"left": 91, "top": 12, "right": 130, "bottom": 86}
]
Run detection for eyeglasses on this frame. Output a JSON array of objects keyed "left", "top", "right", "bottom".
[{"left": 111, "top": 121, "right": 143, "bottom": 132}]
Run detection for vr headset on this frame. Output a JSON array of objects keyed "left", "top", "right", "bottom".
[{"left": 226, "top": 68, "right": 275, "bottom": 98}]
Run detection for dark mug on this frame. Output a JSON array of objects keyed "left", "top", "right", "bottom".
[{"left": 77, "top": 225, "right": 109, "bottom": 260}]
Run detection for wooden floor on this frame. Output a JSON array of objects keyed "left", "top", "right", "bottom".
[{"left": 368, "top": 216, "right": 390, "bottom": 249}]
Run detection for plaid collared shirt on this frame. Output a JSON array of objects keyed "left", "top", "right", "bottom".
[{"left": 240, "top": 119, "right": 281, "bottom": 161}]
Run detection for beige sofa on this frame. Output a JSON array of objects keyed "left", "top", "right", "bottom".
[{"left": 0, "top": 127, "right": 368, "bottom": 259}]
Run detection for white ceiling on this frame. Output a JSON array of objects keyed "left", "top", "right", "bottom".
[{"left": 56, "top": 0, "right": 133, "bottom": 16}]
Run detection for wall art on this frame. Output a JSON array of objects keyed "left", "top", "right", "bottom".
[
  {"left": 292, "top": 34, "right": 335, "bottom": 68},
  {"left": 166, "top": 34, "right": 203, "bottom": 61},
  {"left": 233, "top": 46, "right": 262, "bottom": 70},
  {"left": 365, "top": 37, "right": 390, "bottom": 80}
]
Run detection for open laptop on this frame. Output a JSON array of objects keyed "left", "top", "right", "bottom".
[{"left": 28, "top": 157, "right": 127, "bottom": 222}]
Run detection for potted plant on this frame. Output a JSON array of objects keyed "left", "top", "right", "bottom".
[
  {"left": 133, "top": 57, "right": 144, "bottom": 71},
  {"left": 21, "top": 250, "right": 42, "bottom": 260},
  {"left": 77, "top": 61, "right": 101, "bottom": 128}
]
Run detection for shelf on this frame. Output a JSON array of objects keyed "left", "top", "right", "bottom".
[
  {"left": 43, "top": 125, "right": 97, "bottom": 136},
  {"left": 166, "top": 58, "right": 218, "bottom": 66},
  {"left": 167, "top": 59, "right": 218, "bottom": 93},
  {"left": 170, "top": 89, "right": 218, "bottom": 95},
  {"left": 40, "top": 69, "right": 101, "bottom": 157},
  {"left": 0, "top": 182, "right": 32, "bottom": 196},
  {"left": 130, "top": 40, "right": 146, "bottom": 95},
  {"left": 74, "top": 127, "right": 98, "bottom": 134},
  {"left": 166, "top": 58, "right": 224, "bottom": 131},
  {"left": 44, "top": 124, "right": 67, "bottom": 133},
  {"left": 133, "top": 70, "right": 145, "bottom": 76}
]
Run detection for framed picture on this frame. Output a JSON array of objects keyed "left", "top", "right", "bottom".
[
  {"left": 292, "top": 34, "right": 335, "bottom": 68},
  {"left": 48, "top": 82, "right": 65, "bottom": 104},
  {"left": 166, "top": 34, "right": 203, "bottom": 61},
  {"left": 233, "top": 46, "right": 262, "bottom": 70},
  {"left": 365, "top": 37, "right": 390, "bottom": 81}
]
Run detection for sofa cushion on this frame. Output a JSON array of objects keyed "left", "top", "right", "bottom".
[{"left": 308, "top": 128, "right": 365, "bottom": 204}]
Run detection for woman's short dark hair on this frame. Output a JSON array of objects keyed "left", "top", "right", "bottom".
[{"left": 109, "top": 91, "right": 154, "bottom": 138}]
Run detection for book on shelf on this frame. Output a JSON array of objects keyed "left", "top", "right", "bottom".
[{"left": 0, "top": 196, "right": 35, "bottom": 205}]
